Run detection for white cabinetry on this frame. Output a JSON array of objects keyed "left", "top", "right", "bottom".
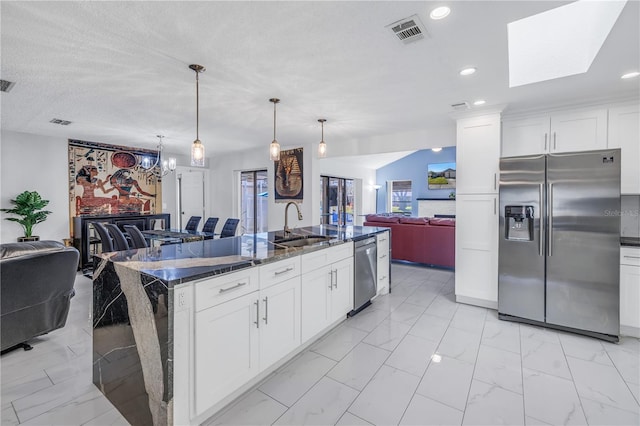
[
  {"left": 258, "top": 276, "right": 301, "bottom": 369},
  {"left": 456, "top": 112, "right": 501, "bottom": 308},
  {"left": 300, "top": 243, "right": 354, "bottom": 343},
  {"left": 608, "top": 104, "right": 640, "bottom": 194},
  {"left": 502, "top": 108, "right": 608, "bottom": 157},
  {"left": 194, "top": 291, "right": 259, "bottom": 415},
  {"left": 620, "top": 247, "right": 640, "bottom": 338},
  {"left": 457, "top": 114, "right": 501, "bottom": 194},
  {"left": 376, "top": 231, "right": 390, "bottom": 294},
  {"left": 455, "top": 194, "right": 499, "bottom": 308}
]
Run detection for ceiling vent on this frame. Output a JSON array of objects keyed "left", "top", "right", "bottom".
[
  {"left": 451, "top": 102, "right": 470, "bottom": 111},
  {"left": 386, "top": 14, "right": 429, "bottom": 44},
  {"left": 0, "top": 80, "right": 16, "bottom": 93},
  {"left": 50, "top": 118, "right": 72, "bottom": 126}
]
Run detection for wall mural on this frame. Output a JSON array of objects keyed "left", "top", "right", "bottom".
[
  {"left": 68, "top": 139, "right": 162, "bottom": 217},
  {"left": 274, "top": 147, "right": 303, "bottom": 202}
]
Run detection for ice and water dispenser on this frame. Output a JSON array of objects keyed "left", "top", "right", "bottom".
[{"left": 504, "top": 205, "right": 534, "bottom": 241}]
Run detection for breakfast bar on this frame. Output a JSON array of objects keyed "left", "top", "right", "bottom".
[{"left": 92, "top": 225, "right": 390, "bottom": 425}]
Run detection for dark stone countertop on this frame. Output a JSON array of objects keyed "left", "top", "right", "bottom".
[
  {"left": 621, "top": 237, "right": 640, "bottom": 247},
  {"left": 97, "top": 225, "right": 388, "bottom": 285}
]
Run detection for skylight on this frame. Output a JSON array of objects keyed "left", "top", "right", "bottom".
[{"left": 507, "top": 0, "right": 627, "bottom": 87}]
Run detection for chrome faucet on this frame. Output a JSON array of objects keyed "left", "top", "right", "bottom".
[{"left": 284, "top": 201, "right": 303, "bottom": 235}]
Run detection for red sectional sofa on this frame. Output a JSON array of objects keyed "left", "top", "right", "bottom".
[{"left": 363, "top": 215, "right": 455, "bottom": 268}]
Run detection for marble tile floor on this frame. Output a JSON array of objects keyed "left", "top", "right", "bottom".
[{"left": 1, "top": 264, "right": 638, "bottom": 426}]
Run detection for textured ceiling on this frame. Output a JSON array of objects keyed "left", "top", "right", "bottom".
[{"left": 1, "top": 1, "right": 638, "bottom": 161}]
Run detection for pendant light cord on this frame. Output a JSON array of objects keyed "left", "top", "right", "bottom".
[
  {"left": 196, "top": 71, "right": 200, "bottom": 141},
  {"left": 321, "top": 121, "right": 324, "bottom": 141},
  {"left": 273, "top": 101, "right": 277, "bottom": 141}
]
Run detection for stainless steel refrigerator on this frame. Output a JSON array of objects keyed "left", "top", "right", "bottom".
[{"left": 498, "top": 149, "right": 620, "bottom": 342}]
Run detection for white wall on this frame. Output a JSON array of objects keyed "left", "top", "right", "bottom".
[{"left": 1, "top": 130, "right": 70, "bottom": 243}]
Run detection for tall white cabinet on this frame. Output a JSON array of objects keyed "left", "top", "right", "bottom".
[
  {"left": 455, "top": 113, "right": 501, "bottom": 309},
  {"left": 608, "top": 103, "right": 640, "bottom": 194}
]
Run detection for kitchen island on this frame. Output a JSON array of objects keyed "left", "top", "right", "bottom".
[{"left": 92, "top": 225, "right": 390, "bottom": 426}]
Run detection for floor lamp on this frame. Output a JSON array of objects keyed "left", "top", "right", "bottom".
[{"left": 373, "top": 184, "right": 382, "bottom": 213}]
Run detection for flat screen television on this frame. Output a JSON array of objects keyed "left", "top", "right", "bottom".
[{"left": 427, "top": 162, "right": 456, "bottom": 190}]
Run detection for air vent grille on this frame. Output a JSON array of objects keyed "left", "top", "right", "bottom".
[
  {"left": 0, "top": 80, "right": 16, "bottom": 92},
  {"left": 451, "top": 102, "right": 470, "bottom": 111},
  {"left": 50, "top": 118, "right": 72, "bottom": 126},
  {"left": 386, "top": 15, "right": 428, "bottom": 44}
]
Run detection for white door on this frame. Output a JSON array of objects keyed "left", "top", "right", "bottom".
[
  {"left": 331, "top": 257, "right": 354, "bottom": 322},
  {"left": 193, "top": 292, "right": 259, "bottom": 415},
  {"left": 178, "top": 169, "right": 205, "bottom": 229},
  {"left": 259, "top": 276, "right": 301, "bottom": 370},
  {"left": 300, "top": 267, "right": 331, "bottom": 343}
]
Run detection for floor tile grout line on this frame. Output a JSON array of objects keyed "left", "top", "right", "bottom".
[
  {"left": 557, "top": 337, "right": 589, "bottom": 424},
  {"left": 600, "top": 338, "right": 640, "bottom": 407},
  {"left": 518, "top": 322, "right": 527, "bottom": 423},
  {"left": 459, "top": 308, "right": 488, "bottom": 426}
]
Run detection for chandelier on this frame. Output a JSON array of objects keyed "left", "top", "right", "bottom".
[
  {"left": 141, "top": 135, "right": 176, "bottom": 177},
  {"left": 190, "top": 64, "right": 206, "bottom": 167}
]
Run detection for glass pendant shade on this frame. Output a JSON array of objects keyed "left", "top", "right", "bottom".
[
  {"left": 270, "top": 140, "right": 280, "bottom": 161},
  {"left": 318, "top": 140, "right": 327, "bottom": 158},
  {"left": 191, "top": 139, "right": 205, "bottom": 167}
]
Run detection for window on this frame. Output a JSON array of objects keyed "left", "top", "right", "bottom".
[
  {"left": 320, "top": 176, "right": 355, "bottom": 226},
  {"left": 390, "top": 180, "right": 412, "bottom": 214},
  {"left": 240, "top": 170, "right": 268, "bottom": 234}
]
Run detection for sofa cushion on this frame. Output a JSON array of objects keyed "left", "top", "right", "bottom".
[
  {"left": 399, "top": 217, "right": 428, "bottom": 225},
  {"left": 428, "top": 218, "right": 456, "bottom": 227},
  {"left": 0, "top": 240, "right": 66, "bottom": 260},
  {"left": 365, "top": 215, "right": 400, "bottom": 223}
]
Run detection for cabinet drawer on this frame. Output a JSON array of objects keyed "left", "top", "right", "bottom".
[
  {"left": 194, "top": 268, "right": 259, "bottom": 312},
  {"left": 621, "top": 247, "right": 640, "bottom": 267},
  {"left": 301, "top": 242, "right": 353, "bottom": 275},
  {"left": 377, "top": 234, "right": 390, "bottom": 261},
  {"left": 260, "top": 256, "right": 301, "bottom": 289}
]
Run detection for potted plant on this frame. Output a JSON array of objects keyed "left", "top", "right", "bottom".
[{"left": 1, "top": 191, "right": 52, "bottom": 242}]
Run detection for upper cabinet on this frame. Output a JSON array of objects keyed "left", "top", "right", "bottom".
[
  {"left": 457, "top": 113, "right": 501, "bottom": 195},
  {"left": 502, "top": 108, "right": 608, "bottom": 157},
  {"left": 608, "top": 104, "right": 640, "bottom": 194}
]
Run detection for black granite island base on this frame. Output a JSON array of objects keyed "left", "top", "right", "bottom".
[{"left": 92, "top": 226, "right": 390, "bottom": 425}]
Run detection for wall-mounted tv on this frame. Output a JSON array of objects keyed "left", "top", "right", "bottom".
[{"left": 427, "top": 162, "right": 456, "bottom": 189}]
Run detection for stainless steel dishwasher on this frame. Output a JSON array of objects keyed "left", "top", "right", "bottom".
[{"left": 351, "top": 237, "right": 377, "bottom": 315}]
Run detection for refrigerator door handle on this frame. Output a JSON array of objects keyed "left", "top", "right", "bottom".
[
  {"left": 544, "top": 133, "right": 548, "bottom": 151},
  {"left": 548, "top": 183, "right": 553, "bottom": 256},
  {"left": 539, "top": 183, "right": 545, "bottom": 256}
]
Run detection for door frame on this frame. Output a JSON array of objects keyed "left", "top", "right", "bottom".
[
  {"left": 237, "top": 169, "right": 269, "bottom": 234},
  {"left": 175, "top": 166, "right": 210, "bottom": 229}
]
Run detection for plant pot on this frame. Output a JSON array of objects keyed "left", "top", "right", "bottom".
[{"left": 17, "top": 236, "right": 40, "bottom": 242}]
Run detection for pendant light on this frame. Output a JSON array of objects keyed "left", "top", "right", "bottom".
[
  {"left": 269, "top": 98, "right": 281, "bottom": 161},
  {"left": 317, "top": 119, "right": 327, "bottom": 158},
  {"left": 141, "top": 135, "right": 177, "bottom": 177},
  {"left": 189, "top": 64, "right": 206, "bottom": 167}
]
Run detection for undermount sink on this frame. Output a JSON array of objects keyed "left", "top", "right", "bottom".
[{"left": 273, "top": 234, "right": 334, "bottom": 249}]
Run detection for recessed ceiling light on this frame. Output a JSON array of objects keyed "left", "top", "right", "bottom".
[
  {"left": 621, "top": 71, "right": 640, "bottom": 79},
  {"left": 431, "top": 147, "right": 443, "bottom": 152},
  {"left": 459, "top": 67, "right": 477, "bottom": 76},
  {"left": 473, "top": 100, "right": 486, "bottom": 106},
  {"left": 431, "top": 353, "right": 442, "bottom": 363},
  {"left": 430, "top": 6, "right": 451, "bottom": 20}
]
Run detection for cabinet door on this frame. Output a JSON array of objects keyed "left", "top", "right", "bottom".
[
  {"left": 376, "top": 232, "right": 390, "bottom": 294},
  {"left": 501, "top": 115, "right": 550, "bottom": 157},
  {"left": 550, "top": 108, "right": 607, "bottom": 153},
  {"left": 620, "top": 265, "right": 640, "bottom": 332},
  {"left": 455, "top": 194, "right": 499, "bottom": 305},
  {"left": 193, "top": 292, "right": 259, "bottom": 415},
  {"left": 608, "top": 104, "right": 640, "bottom": 194},
  {"left": 259, "top": 276, "right": 301, "bottom": 370},
  {"left": 331, "top": 257, "right": 354, "bottom": 323},
  {"left": 300, "top": 266, "right": 332, "bottom": 343},
  {"left": 456, "top": 114, "right": 501, "bottom": 194}
]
